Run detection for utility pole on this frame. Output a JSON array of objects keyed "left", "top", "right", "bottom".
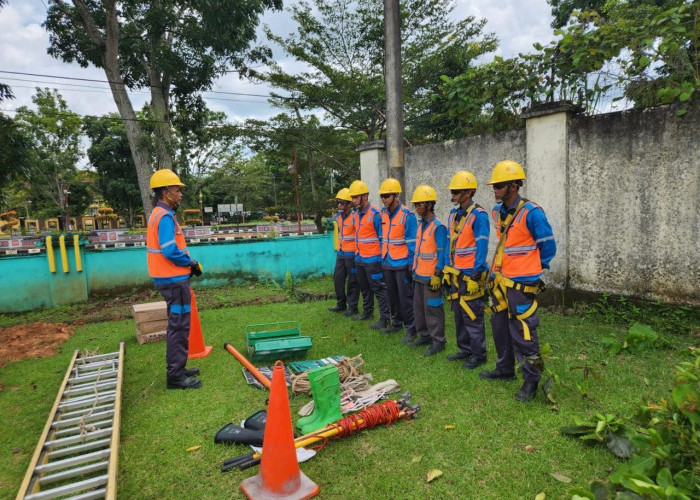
[
  {"left": 384, "top": 0, "right": 404, "bottom": 190},
  {"left": 293, "top": 146, "right": 302, "bottom": 235}
]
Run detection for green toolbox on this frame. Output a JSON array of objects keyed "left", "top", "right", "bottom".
[{"left": 245, "top": 321, "right": 313, "bottom": 361}]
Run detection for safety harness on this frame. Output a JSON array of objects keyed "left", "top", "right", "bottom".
[
  {"left": 443, "top": 203, "right": 484, "bottom": 321},
  {"left": 486, "top": 199, "right": 543, "bottom": 340}
]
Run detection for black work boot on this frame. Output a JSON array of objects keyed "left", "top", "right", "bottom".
[
  {"left": 352, "top": 311, "right": 373, "bottom": 321},
  {"left": 380, "top": 324, "right": 403, "bottom": 334},
  {"left": 369, "top": 318, "right": 389, "bottom": 330},
  {"left": 328, "top": 304, "right": 347, "bottom": 313},
  {"left": 400, "top": 333, "right": 417, "bottom": 344},
  {"left": 184, "top": 367, "right": 200, "bottom": 377},
  {"left": 462, "top": 357, "right": 487, "bottom": 370},
  {"left": 424, "top": 342, "right": 446, "bottom": 357},
  {"left": 167, "top": 376, "right": 203, "bottom": 390},
  {"left": 343, "top": 308, "right": 359, "bottom": 317},
  {"left": 410, "top": 336, "right": 432, "bottom": 347},
  {"left": 515, "top": 381, "right": 539, "bottom": 402},
  {"left": 446, "top": 352, "right": 469, "bottom": 361},
  {"left": 478, "top": 369, "right": 516, "bottom": 381}
]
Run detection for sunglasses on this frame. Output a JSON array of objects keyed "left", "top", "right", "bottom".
[
  {"left": 492, "top": 182, "right": 510, "bottom": 190},
  {"left": 413, "top": 202, "right": 426, "bottom": 207},
  {"left": 380, "top": 193, "right": 393, "bottom": 199},
  {"left": 336, "top": 200, "right": 350, "bottom": 205},
  {"left": 450, "top": 189, "right": 464, "bottom": 195}
]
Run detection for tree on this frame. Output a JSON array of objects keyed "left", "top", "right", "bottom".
[
  {"left": 13, "top": 89, "right": 88, "bottom": 225},
  {"left": 44, "top": 0, "right": 282, "bottom": 216},
  {"left": 0, "top": 0, "right": 11, "bottom": 103},
  {"left": 0, "top": 115, "right": 32, "bottom": 209},
  {"left": 259, "top": 0, "right": 497, "bottom": 142},
  {"left": 83, "top": 114, "right": 142, "bottom": 225}
]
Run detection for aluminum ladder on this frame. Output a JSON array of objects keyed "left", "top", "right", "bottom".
[{"left": 16, "top": 343, "right": 125, "bottom": 500}]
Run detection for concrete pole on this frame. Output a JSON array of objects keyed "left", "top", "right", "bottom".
[{"left": 384, "top": 0, "right": 405, "bottom": 192}]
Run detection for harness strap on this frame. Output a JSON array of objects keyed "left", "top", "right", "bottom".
[
  {"left": 449, "top": 203, "right": 477, "bottom": 259},
  {"left": 487, "top": 272, "right": 540, "bottom": 340}
]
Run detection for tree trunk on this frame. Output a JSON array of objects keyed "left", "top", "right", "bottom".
[{"left": 149, "top": 73, "right": 174, "bottom": 171}]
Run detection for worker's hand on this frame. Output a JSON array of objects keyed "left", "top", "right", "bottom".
[
  {"left": 190, "top": 260, "right": 203, "bottom": 277},
  {"left": 465, "top": 278, "right": 480, "bottom": 295},
  {"left": 429, "top": 274, "right": 442, "bottom": 292},
  {"left": 441, "top": 272, "right": 451, "bottom": 287}
]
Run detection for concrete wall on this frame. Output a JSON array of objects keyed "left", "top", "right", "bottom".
[{"left": 358, "top": 101, "right": 700, "bottom": 306}]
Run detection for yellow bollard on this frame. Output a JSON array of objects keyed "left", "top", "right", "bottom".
[
  {"left": 73, "top": 234, "right": 82, "bottom": 272},
  {"left": 59, "top": 235, "right": 69, "bottom": 273},
  {"left": 46, "top": 236, "right": 56, "bottom": 273}
]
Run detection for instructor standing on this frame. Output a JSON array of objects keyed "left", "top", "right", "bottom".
[{"left": 147, "top": 169, "right": 203, "bottom": 390}]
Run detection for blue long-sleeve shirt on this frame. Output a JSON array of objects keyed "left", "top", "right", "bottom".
[
  {"left": 495, "top": 196, "right": 556, "bottom": 282},
  {"left": 448, "top": 202, "right": 490, "bottom": 276},
  {"left": 412, "top": 216, "right": 448, "bottom": 283},
  {"left": 152, "top": 202, "right": 193, "bottom": 285},
  {"left": 381, "top": 203, "right": 417, "bottom": 269},
  {"left": 355, "top": 204, "right": 383, "bottom": 265}
]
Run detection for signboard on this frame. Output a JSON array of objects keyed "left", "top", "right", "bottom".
[
  {"left": 217, "top": 204, "right": 231, "bottom": 213},
  {"left": 204, "top": 206, "right": 213, "bottom": 213}
]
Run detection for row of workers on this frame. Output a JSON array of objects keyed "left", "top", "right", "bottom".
[{"left": 330, "top": 160, "right": 556, "bottom": 402}]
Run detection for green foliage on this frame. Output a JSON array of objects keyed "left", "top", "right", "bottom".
[
  {"left": 587, "top": 293, "right": 699, "bottom": 337},
  {"left": 260, "top": 0, "right": 497, "bottom": 142},
  {"left": 601, "top": 323, "right": 673, "bottom": 356},
  {"left": 566, "top": 354, "right": 700, "bottom": 499}
]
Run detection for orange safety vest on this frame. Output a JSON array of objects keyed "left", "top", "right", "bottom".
[
  {"left": 355, "top": 205, "right": 381, "bottom": 258},
  {"left": 413, "top": 219, "right": 439, "bottom": 277},
  {"left": 491, "top": 203, "right": 542, "bottom": 280},
  {"left": 448, "top": 204, "right": 483, "bottom": 270},
  {"left": 381, "top": 206, "right": 410, "bottom": 260},
  {"left": 146, "top": 206, "right": 191, "bottom": 279},
  {"left": 336, "top": 212, "right": 356, "bottom": 253}
]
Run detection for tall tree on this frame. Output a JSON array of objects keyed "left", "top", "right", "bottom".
[
  {"left": 44, "top": 0, "right": 282, "bottom": 216},
  {"left": 13, "top": 89, "right": 87, "bottom": 224},
  {"left": 83, "top": 114, "right": 142, "bottom": 225},
  {"left": 258, "top": 0, "right": 496, "bottom": 142}
]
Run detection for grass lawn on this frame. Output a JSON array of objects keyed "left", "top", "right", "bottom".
[{"left": 1, "top": 277, "right": 696, "bottom": 499}]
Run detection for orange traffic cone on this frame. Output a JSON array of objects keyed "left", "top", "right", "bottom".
[
  {"left": 188, "top": 288, "right": 212, "bottom": 359},
  {"left": 240, "top": 360, "right": 320, "bottom": 500}
]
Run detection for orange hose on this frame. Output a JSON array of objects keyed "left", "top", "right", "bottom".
[{"left": 223, "top": 343, "right": 272, "bottom": 389}]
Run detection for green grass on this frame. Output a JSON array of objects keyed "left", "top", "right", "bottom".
[{"left": 1, "top": 279, "right": 696, "bottom": 499}]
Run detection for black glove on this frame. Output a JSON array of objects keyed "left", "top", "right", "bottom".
[{"left": 190, "top": 260, "right": 203, "bottom": 277}]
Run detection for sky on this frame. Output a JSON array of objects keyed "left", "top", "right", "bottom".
[{"left": 0, "top": 0, "right": 556, "bottom": 124}]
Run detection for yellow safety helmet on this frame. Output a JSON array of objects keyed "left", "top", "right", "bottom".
[
  {"left": 448, "top": 170, "right": 478, "bottom": 190},
  {"left": 348, "top": 180, "right": 369, "bottom": 196},
  {"left": 378, "top": 177, "right": 402, "bottom": 194},
  {"left": 150, "top": 169, "right": 185, "bottom": 189},
  {"left": 335, "top": 188, "right": 352, "bottom": 202},
  {"left": 411, "top": 185, "right": 438, "bottom": 203},
  {"left": 488, "top": 160, "right": 526, "bottom": 185}
]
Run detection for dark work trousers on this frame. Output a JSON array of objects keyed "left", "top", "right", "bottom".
[
  {"left": 333, "top": 256, "right": 359, "bottom": 310},
  {"left": 490, "top": 287, "right": 541, "bottom": 383},
  {"left": 383, "top": 267, "right": 415, "bottom": 334},
  {"left": 451, "top": 280, "right": 486, "bottom": 359},
  {"left": 356, "top": 260, "right": 390, "bottom": 320},
  {"left": 413, "top": 281, "right": 445, "bottom": 345},
  {"left": 156, "top": 279, "right": 192, "bottom": 379}
]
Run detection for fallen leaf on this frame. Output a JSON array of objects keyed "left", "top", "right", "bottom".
[
  {"left": 426, "top": 469, "right": 443, "bottom": 483},
  {"left": 550, "top": 473, "right": 571, "bottom": 483},
  {"left": 321, "top": 336, "right": 330, "bottom": 339},
  {"left": 186, "top": 445, "right": 201, "bottom": 452},
  {"left": 12, "top": 447, "right": 20, "bottom": 454},
  {"left": 525, "top": 445, "right": 534, "bottom": 452},
  {"left": 535, "top": 493, "right": 546, "bottom": 500},
  {"left": 411, "top": 456, "right": 422, "bottom": 463},
  {"left": 444, "top": 425, "right": 455, "bottom": 430},
  {"left": 528, "top": 419, "right": 534, "bottom": 426}
]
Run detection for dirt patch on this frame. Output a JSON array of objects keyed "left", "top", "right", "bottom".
[{"left": 0, "top": 322, "right": 74, "bottom": 367}]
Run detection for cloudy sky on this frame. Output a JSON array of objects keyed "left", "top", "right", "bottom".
[{"left": 0, "top": 0, "right": 556, "bottom": 123}]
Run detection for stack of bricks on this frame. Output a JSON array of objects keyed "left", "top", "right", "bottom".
[{"left": 132, "top": 302, "right": 168, "bottom": 344}]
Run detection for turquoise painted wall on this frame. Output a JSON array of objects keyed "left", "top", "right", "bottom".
[{"left": 0, "top": 235, "right": 335, "bottom": 313}]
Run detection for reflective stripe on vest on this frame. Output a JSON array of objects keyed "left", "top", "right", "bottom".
[
  {"left": 413, "top": 220, "right": 438, "bottom": 276},
  {"left": 355, "top": 206, "right": 381, "bottom": 258},
  {"left": 336, "top": 213, "right": 357, "bottom": 253},
  {"left": 449, "top": 204, "right": 483, "bottom": 270},
  {"left": 491, "top": 203, "right": 542, "bottom": 280},
  {"left": 146, "top": 206, "right": 190, "bottom": 279},
  {"left": 381, "top": 207, "right": 409, "bottom": 260}
]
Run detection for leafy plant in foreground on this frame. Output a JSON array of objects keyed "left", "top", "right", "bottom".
[{"left": 600, "top": 323, "right": 673, "bottom": 355}]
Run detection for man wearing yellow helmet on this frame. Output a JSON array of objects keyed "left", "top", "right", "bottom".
[
  {"left": 443, "top": 171, "right": 490, "bottom": 370},
  {"left": 409, "top": 185, "right": 448, "bottom": 355},
  {"left": 146, "top": 169, "right": 203, "bottom": 390},
  {"left": 329, "top": 188, "right": 360, "bottom": 315},
  {"left": 479, "top": 160, "right": 556, "bottom": 403},
  {"left": 378, "top": 178, "right": 417, "bottom": 335},
  {"left": 348, "top": 179, "right": 391, "bottom": 325}
]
